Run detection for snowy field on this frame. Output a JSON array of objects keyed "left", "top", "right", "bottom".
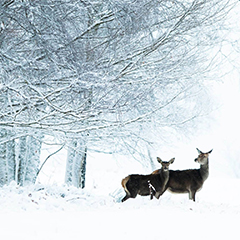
[
  {"left": 1, "top": 151, "right": 240, "bottom": 240},
  {"left": 0, "top": 178, "right": 239, "bottom": 240}
]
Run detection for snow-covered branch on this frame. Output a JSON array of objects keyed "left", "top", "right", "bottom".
[{"left": 0, "top": 0, "right": 238, "bottom": 150}]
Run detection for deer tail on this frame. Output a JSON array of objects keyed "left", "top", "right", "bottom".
[{"left": 121, "top": 176, "right": 130, "bottom": 195}]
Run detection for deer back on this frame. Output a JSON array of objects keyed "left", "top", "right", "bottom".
[
  {"left": 167, "top": 169, "right": 204, "bottom": 193},
  {"left": 126, "top": 173, "right": 163, "bottom": 196}
]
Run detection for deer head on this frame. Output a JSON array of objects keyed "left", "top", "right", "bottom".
[
  {"left": 195, "top": 148, "right": 213, "bottom": 165},
  {"left": 157, "top": 157, "right": 175, "bottom": 171}
]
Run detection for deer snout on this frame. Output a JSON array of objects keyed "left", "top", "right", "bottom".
[
  {"left": 194, "top": 158, "right": 198, "bottom": 162},
  {"left": 163, "top": 166, "right": 169, "bottom": 171}
]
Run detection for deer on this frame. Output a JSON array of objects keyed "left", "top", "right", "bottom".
[
  {"left": 121, "top": 157, "right": 175, "bottom": 202},
  {"left": 151, "top": 148, "right": 212, "bottom": 202}
]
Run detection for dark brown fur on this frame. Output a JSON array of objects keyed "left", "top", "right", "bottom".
[
  {"left": 121, "top": 157, "right": 174, "bottom": 202},
  {"left": 157, "top": 148, "right": 212, "bottom": 201}
]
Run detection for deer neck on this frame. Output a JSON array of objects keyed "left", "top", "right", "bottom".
[
  {"left": 160, "top": 169, "right": 169, "bottom": 185},
  {"left": 200, "top": 159, "right": 209, "bottom": 182}
]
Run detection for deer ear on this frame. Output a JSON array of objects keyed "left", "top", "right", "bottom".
[
  {"left": 207, "top": 149, "right": 213, "bottom": 154},
  {"left": 157, "top": 157, "right": 162, "bottom": 163},
  {"left": 169, "top": 158, "right": 175, "bottom": 164},
  {"left": 196, "top": 148, "right": 202, "bottom": 154}
]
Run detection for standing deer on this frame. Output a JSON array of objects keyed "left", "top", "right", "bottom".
[
  {"left": 152, "top": 148, "right": 212, "bottom": 202},
  {"left": 121, "top": 157, "right": 174, "bottom": 202}
]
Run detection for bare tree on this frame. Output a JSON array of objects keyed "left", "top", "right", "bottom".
[{"left": 0, "top": 0, "right": 238, "bottom": 186}]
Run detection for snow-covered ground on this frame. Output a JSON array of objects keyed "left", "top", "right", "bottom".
[
  {"left": 0, "top": 178, "right": 239, "bottom": 240},
  {"left": 1, "top": 150, "right": 240, "bottom": 240}
]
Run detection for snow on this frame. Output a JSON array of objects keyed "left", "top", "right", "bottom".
[
  {"left": 1, "top": 151, "right": 240, "bottom": 240},
  {"left": 0, "top": 179, "right": 239, "bottom": 240}
]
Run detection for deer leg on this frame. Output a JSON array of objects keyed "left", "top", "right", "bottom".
[
  {"left": 189, "top": 190, "right": 193, "bottom": 200},
  {"left": 150, "top": 188, "right": 155, "bottom": 200},
  {"left": 122, "top": 188, "right": 139, "bottom": 202},
  {"left": 155, "top": 192, "right": 162, "bottom": 199},
  {"left": 121, "top": 194, "right": 130, "bottom": 202},
  {"left": 189, "top": 189, "right": 197, "bottom": 202},
  {"left": 191, "top": 190, "right": 196, "bottom": 202},
  {"left": 148, "top": 181, "right": 156, "bottom": 200},
  {"left": 153, "top": 185, "right": 164, "bottom": 199}
]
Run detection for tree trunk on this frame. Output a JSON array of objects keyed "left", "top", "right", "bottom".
[
  {"left": 0, "top": 130, "right": 16, "bottom": 186},
  {"left": 79, "top": 146, "right": 87, "bottom": 189},
  {"left": 24, "top": 136, "right": 43, "bottom": 185},
  {"left": 6, "top": 139, "right": 16, "bottom": 183},
  {"left": 17, "top": 136, "right": 43, "bottom": 186},
  {"left": 17, "top": 136, "right": 27, "bottom": 186},
  {"left": 0, "top": 129, "right": 7, "bottom": 186},
  {"left": 65, "top": 140, "right": 87, "bottom": 188}
]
